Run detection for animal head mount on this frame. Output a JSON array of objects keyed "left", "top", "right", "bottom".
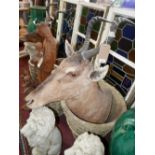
[
  {"left": 20, "top": 22, "right": 53, "bottom": 43},
  {"left": 25, "top": 40, "right": 109, "bottom": 109},
  {"left": 35, "top": 22, "right": 54, "bottom": 38},
  {"left": 24, "top": 42, "right": 43, "bottom": 68}
]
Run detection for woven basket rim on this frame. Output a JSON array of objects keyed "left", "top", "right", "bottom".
[
  {"left": 61, "top": 101, "right": 116, "bottom": 126},
  {"left": 61, "top": 80, "right": 126, "bottom": 126}
]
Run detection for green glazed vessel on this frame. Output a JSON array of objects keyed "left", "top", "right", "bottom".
[
  {"left": 110, "top": 108, "right": 135, "bottom": 155},
  {"left": 27, "top": 6, "right": 46, "bottom": 32}
]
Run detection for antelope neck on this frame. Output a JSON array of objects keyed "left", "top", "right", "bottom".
[{"left": 66, "top": 82, "right": 99, "bottom": 107}]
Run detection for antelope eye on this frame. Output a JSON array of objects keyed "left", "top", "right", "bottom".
[
  {"left": 71, "top": 72, "right": 76, "bottom": 77},
  {"left": 67, "top": 72, "right": 76, "bottom": 77}
]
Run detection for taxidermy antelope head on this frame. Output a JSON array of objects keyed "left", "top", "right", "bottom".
[
  {"left": 23, "top": 22, "right": 57, "bottom": 83},
  {"left": 26, "top": 40, "right": 111, "bottom": 124},
  {"left": 25, "top": 17, "right": 116, "bottom": 124},
  {"left": 24, "top": 42, "right": 43, "bottom": 68}
]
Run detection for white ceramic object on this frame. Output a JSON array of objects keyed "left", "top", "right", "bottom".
[
  {"left": 64, "top": 132, "right": 105, "bottom": 155},
  {"left": 21, "top": 107, "right": 62, "bottom": 155}
]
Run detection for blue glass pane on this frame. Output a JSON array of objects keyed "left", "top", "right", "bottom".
[
  {"left": 107, "top": 54, "right": 114, "bottom": 63},
  {"left": 63, "top": 20, "right": 70, "bottom": 33},
  {"left": 122, "top": 0, "right": 135, "bottom": 8},
  {"left": 87, "top": 12, "right": 94, "bottom": 21},
  {"left": 122, "top": 77, "right": 132, "bottom": 89},
  {"left": 116, "top": 49, "right": 128, "bottom": 58},
  {"left": 123, "top": 24, "right": 135, "bottom": 40}
]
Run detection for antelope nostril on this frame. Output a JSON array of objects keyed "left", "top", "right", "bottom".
[
  {"left": 27, "top": 99, "right": 34, "bottom": 105},
  {"left": 100, "top": 63, "right": 105, "bottom": 67}
]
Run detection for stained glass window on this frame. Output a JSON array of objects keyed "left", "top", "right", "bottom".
[
  {"left": 51, "top": 1, "right": 59, "bottom": 37},
  {"left": 105, "top": 17, "right": 135, "bottom": 97},
  {"left": 62, "top": 3, "right": 76, "bottom": 42},
  {"left": 110, "top": 17, "right": 135, "bottom": 62},
  {"left": 57, "top": 3, "right": 76, "bottom": 58},
  {"left": 75, "top": 7, "right": 104, "bottom": 50},
  {"left": 52, "top": 2, "right": 76, "bottom": 41},
  {"left": 79, "top": 7, "right": 104, "bottom": 40}
]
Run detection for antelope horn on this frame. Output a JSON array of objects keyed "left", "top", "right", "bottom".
[
  {"left": 81, "top": 47, "right": 99, "bottom": 60},
  {"left": 111, "top": 16, "right": 135, "bottom": 32},
  {"left": 78, "top": 16, "right": 115, "bottom": 53},
  {"left": 116, "top": 16, "right": 135, "bottom": 25}
]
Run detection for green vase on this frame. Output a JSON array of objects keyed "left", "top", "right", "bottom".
[
  {"left": 110, "top": 108, "right": 135, "bottom": 155},
  {"left": 27, "top": 6, "right": 46, "bottom": 32}
]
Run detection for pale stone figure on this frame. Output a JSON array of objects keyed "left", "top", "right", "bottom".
[
  {"left": 21, "top": 107, "right": 62, "bottom": 155},
  {"left": 64, "top": 132, "right": 105, "bottom": 155}
]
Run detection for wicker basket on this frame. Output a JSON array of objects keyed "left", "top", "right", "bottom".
[
  {"left": 61, "top": 80, "right": 127, "bottom": 137},
  {"left": 48, "top": 101, "right": 63, "bottom": 116}
]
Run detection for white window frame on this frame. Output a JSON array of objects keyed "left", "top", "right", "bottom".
[
  {"left": 100, "top": 7, "right": 135, "bottom": 106},
  {"left": 56, "top": 0, "right": 109, "bottom": 49}
]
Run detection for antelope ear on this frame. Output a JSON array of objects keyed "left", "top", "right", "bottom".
[
  {"left": 89, "top": 65, "right": 109, "bottom": 81},
  {"left": 65, "top": 40, "right": 75, "bottom": 57},
  {"left": 24, "top": 42, "right": 27, "bottom": 46},
  {"left": 24, "top": 42, "right": 30, "bottom": 47}
]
